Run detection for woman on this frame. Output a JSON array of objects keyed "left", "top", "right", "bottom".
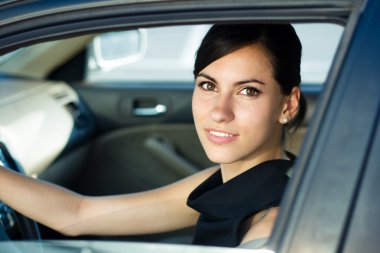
[{"left": 0, "top": 23, "right": 305, "bottom": 248}]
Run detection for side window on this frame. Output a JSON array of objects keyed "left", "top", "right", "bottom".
[
  {"left": 85, "top": 25, "right": 210, "bottom": 83},
  {"left": 85, "top": 24, "right": 343, "bottom": 85},
  {"left": 294, "top": 23, "right": 343, "bottom": 84}
]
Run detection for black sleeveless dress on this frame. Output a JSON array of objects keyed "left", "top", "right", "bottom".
[{"left": 187, "top": 159, "right": 293, "bottom": 247}]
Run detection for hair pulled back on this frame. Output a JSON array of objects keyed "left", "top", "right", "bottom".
[{"left": 194, "top": 24, "right": 306, "bottom": 131}]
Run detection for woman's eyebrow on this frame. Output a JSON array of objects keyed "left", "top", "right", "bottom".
[
  {"left": 197, "top": 73, "right": 266, "bottom": 86},
  {"left": 196, "top": 73, "right": 217, "bottom": 83},
  {"left": 236, "top": 79, "right": 266, "bottom": 85}
]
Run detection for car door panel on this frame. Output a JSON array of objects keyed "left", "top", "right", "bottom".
[
  {"left": 75, "top": 123, "right": 212, "bottom": 195},
  {"left": 71, "top": 83, "right": 210, "bottom": 194},
  {"left": 342, "top": 108, "right": 380, "bottom": 253},
  {"left": 74, "top": 83, "right": 194, "bottom": 132}
]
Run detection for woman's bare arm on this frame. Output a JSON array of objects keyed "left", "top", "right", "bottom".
[{"left": 0, "top": 165, "right": 217, "bottom": 236}]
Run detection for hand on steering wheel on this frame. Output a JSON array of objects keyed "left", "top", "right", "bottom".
[{"left": 0, "top": 143, "right": 41, "bottom": 241}]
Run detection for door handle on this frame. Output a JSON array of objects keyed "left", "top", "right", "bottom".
[{"left": 133, "top": 104, "right": 167, "bottom": 116}]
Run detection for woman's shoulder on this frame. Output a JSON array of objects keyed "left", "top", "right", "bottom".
[
  {"left": 239, "top": 207, "right": 280, "bottom": 247},
  {"left": 179, "top": 166, "right": 220, "bottom": 192}
]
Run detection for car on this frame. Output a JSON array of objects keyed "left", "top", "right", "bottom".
[{"left": 0, "top": 0, "right": 379, "bottom": 252}]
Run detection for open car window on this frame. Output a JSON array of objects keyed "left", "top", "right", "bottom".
[{"left": 85, "top": 23, "right": 343, "bottom": 85}]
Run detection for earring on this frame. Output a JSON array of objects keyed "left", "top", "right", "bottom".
[{"left": 282, "top": 118, "right": 289, "bottom": 124}]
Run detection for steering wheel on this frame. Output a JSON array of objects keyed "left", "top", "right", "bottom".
[{"left": 0, "top": 143, "right": 41, "bottom": 241}]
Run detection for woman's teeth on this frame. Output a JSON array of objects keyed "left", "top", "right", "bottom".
[{"left": 209, "top": 131, "right": 233, "bottom": 138}]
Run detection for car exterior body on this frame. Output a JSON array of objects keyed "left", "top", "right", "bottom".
[{"left": 0, "top": 0, "right": 379, "bottom": 252}]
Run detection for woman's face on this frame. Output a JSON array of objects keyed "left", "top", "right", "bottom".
[{"left": 192, "top": 45, "right": 287, "bottom": 168}]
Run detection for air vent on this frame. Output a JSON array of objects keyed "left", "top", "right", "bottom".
[
  {"left": 65, "top": 102, "right": 80, "bottom": 118},
  {"left": 64, "top": 102, "right": 89, "bottom": 129}
]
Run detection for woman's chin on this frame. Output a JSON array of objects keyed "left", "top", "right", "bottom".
[{"left": 206, "top": 153, "right": 237, "bottom": 165}]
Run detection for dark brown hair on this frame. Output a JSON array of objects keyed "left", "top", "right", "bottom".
[{"left": 194, "top": 24, "right": 306, "bottom": 131}]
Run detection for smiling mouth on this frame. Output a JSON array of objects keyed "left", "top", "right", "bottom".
[
  {"left": 205, "top": 129, "right": 238, "bottom": 144},
  {"left": 209, "top": 130, "right": 234, "bottom": 138}
]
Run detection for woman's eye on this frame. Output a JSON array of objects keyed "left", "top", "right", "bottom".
[
  {"left": 239, "top": 87, "right": 261, "bottom": 97},
  {"left": 199, "top": 82, "right": 217, "bottom": 91}
]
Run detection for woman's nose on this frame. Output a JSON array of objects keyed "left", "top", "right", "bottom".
[{"left": 210, "top": 94, "right": 234, "bottom": 123}]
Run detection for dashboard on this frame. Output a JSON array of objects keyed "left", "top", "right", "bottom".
[{"left": 0, "top": 76, "right": 94, "bottom": 176}]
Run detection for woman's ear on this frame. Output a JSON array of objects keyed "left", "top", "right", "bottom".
[{"left": 279, "top": 87, "right": 300, "bottom": 124}]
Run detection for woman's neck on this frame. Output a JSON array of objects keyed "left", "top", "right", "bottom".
[{"left": 220, "top": 148, "right": 285, "bottom": 182}]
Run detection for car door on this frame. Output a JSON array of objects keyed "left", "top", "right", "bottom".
[
  {"left": 1, "top": 0, "right": 374, "bottom": 250},
  {"left": 71, "top": 84, "right": 212, "bottom": 195},
  {"left": 270, "top": 0, "right": 380, "bottom": 252}
]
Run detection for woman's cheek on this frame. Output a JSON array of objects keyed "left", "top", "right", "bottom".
[{"left": 192, "top": 94, "right": 205, "bottom": 130}]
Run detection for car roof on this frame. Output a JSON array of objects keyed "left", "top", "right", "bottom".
[{"left": 0, "top": 0, "right": 358, "bottom": 55}]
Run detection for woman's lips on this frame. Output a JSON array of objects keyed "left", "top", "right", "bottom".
[{"left": 205, "top": 128, "right": 238, "bottom": 144}]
